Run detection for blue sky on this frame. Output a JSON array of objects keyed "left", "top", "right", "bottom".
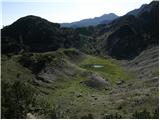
[{"left": 2, "top": 0, "right": 153, "bottom": 27}]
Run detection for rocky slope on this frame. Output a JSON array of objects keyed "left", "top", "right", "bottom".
[{"left": 121, "top": 46, "right": 159, "bottom": 80}]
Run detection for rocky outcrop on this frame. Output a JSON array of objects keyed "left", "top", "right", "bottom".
[{"left": 85, "top": 74, "right": 108, "bottom": 88}]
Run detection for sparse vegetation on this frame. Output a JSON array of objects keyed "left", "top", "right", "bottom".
[
  {"left": 81, "top": 113, "right": 94, "bottom": 119},
  {"left": 132, "top": 109, "right": 159, "bottom": 119},
  {"left": 103, "top": 112, "right": 122, "bottom": 119}
]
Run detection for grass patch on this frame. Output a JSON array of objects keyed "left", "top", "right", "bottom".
[
  {"left": 151, "top": 70, "right": 159, "bottom": 77},
  {"left": 1, "top": 51, "right": 137, "bottom": 118},
  {"left": 77, "top": 55, "right": 130, "bottom": 83},
  {"left": 1, "top": 56, "right": 33, "bottom": 84}
]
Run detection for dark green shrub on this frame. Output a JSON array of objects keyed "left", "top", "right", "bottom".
[
  {"left": 1, "top": 80, "right": 36, "bottom": 118},
  {"left": 153, "top": 108, "right": 159, "bottom": 119},
  {"left": 81, "top": 113, "right": 94, "bottom": 119},
  {"left": 103, "top": 112, "right": 122, "bottom": 119},
  {"left": 132, "top": 109, "right": 151, "bottom": 119},
  {"left": 19, "top": 54, "right": 50, "bottom": 74}
]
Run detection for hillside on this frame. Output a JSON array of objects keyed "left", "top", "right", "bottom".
[
  {"left": 2, "top": 48, "right": 158, "bottom": 118},
  {"left": 2, "top": 47, "right": 158, "bottom": 118},
  {"left": 1, "top": 49, "right": 130, "bottom": 118},
  {"left": 76, "top": 1, "right": 159, "bottom": 59},
  {"left": 1, "top": 16, "right": 78, "bottom": 53},
  {"left": 2, "top": 15, "right": 102, "bottom": 56}
]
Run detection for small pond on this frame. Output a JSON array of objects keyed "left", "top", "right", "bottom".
[{"left": 92, "top": 64, "right": 104, "bottom": 68}]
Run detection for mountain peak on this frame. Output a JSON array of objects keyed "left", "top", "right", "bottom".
[
  {"left": 4, "top": 15, "right": 61, "bottom": 31},
  {"left": 101, "top": 13, "right": 118, "bottom": 19},
  {"left": 103, "top": 13, "right": 117, "bottom": 16},
  {"left": 127, "top": 1, "right": 159, "bottom": 16},
  {"left": 14, "top": 15, "right": 51, "bottom": 24}
]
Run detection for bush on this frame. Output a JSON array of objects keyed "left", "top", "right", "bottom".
[
  {"left": 1, "top": 80, "right": 36, "bottom": 118},
  {"left": 81, "top": 113, "right": 94, "bottom": 119},
  {"left": 19, "top": 54, "right": 48, "bottom": 74},
  {"left": 103, "top": 112, "right": 122, "bottom": 119},
  {"left": 132, "top": 109, "right": 151, "bottom": 119},
  {"left": 153, "top": 108, "right": 159, "bottom": 119}
]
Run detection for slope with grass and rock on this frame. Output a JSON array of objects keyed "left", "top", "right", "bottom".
[
  {"left": 1, "top": 1, "right": 159, "bottom": 119},
  {"left": 1, "top": 48, "right": 134, "bottom": 118},
  {"left": 2, "top": 47, "right": 158, "bottom": 118}
]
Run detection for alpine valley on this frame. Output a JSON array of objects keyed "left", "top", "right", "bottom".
[{"left": 1, "top": 1, "right": 159, "bottom": 119}]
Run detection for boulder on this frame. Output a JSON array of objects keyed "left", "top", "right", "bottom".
[
  {"left": 116, "top": 80, "right": 125, "bottom": 85},
  {"left": 85, "top": 74, "right": 108, "bottom": 88},
  {"left": 77, "top": 93, "right": 83, "bottom": 98}
]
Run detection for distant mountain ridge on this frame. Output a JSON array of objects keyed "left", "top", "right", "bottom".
[
  {"left": 1, "top": 1, "right": 159, "bottom": 60},
  {"left": 61, "top": 13, "right": 118, "bottom": 28}
]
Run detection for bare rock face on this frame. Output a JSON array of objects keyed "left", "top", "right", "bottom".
[{"left": 85, "top": 74, "right": 108, "bottom": 88}]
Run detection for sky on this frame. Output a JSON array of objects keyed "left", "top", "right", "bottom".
[{"left": 1, "top": 0, "right": 154, "bottom": 27}]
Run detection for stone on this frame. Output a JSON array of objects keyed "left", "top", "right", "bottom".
[
  {"left": 85, "top": 74, "right": 108, "bottom": 88},
  {"left": 116, "top": 80, "right": 124, "bottom": 85},
  {"left": 105, "top": 88, "right": 109, "bottom": 90},
  {"left": 91, "top": 95, "right": 95, "bottom": 97},
  {"left": 94, "top": 97, "right": 98, "bottom": 100},
  {"left": 91, "top": 103, "right": 95, "bottom": 105},
  {"left": 80, "top": 81, "right": 83, "bottom": 84},
  {"left": 77, "top": 93, "right": 83, "bottom": 98}
]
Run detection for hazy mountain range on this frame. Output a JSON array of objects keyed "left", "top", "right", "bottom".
[{"left": 61, "top": 13, "right": 118, "bottom": 28}]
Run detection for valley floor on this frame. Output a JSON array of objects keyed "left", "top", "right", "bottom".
[{"left": 1, "top": 47, "right": 159, "bottom": 119}]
